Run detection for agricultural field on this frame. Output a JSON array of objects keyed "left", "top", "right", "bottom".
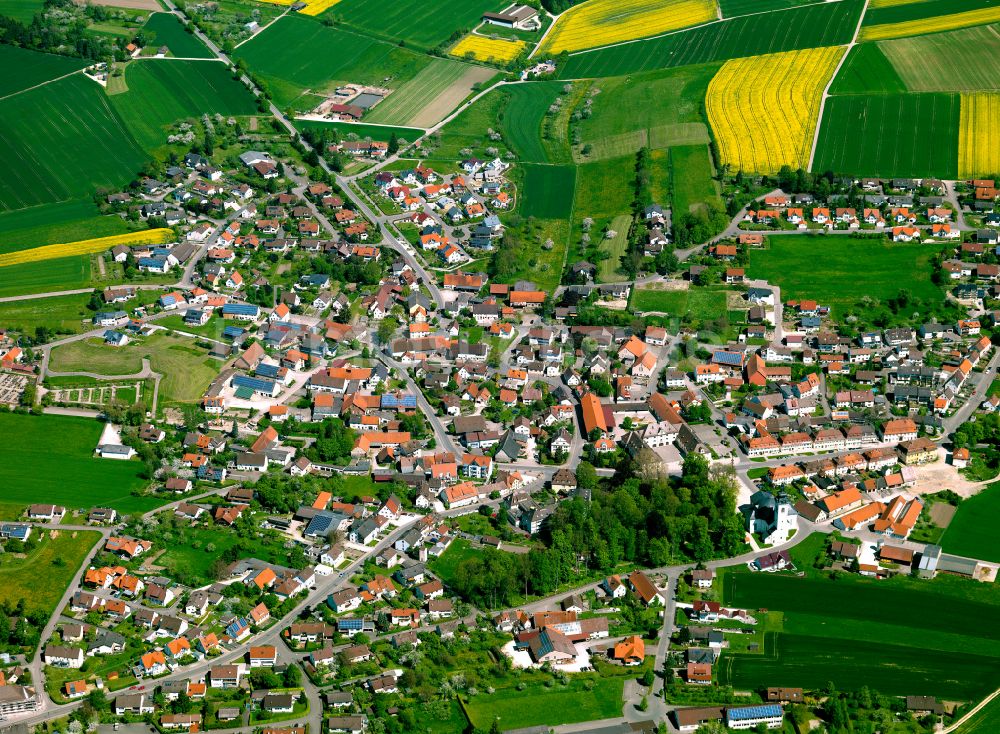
[
  {"left": 295, "top": 120, "right": 423, "bottom": 144},
  {"left": 539, "top": 0, "right": 717, "bottom": 56},
  {"left": 956, "top": 694, "right": 1000, "bottom": 734},
  {"left": 0, "top": 45, "right": 87, "bottom": 98},
  {"left": 0, "top": 293, "right": 95, "bottom": 334},
  {"left": 142, "top": 12, "right": 214, "bottom": 58},
  {"left": 0, "top": 198, "right": 132, "bottom": 254},
  {"left": 597, "top": 214, "right": 633, "bottom": 283},
  {"left": 0, "top": 74, "right": 148, "bottom": 212},
  {"left": 110, "top": 59, "right": 260, "bottom": 151},
  {"left": 519, "top": 163, "right": 577, "bottom": 219},
  {"left": 462, "top": 677, "right": 625, "bottom": 729},
  {"left": 748, "top": 235, "right": 941, "bottom": 314},
  {"left": 365, "top": 59, "right": 493, "bottom": 128},
  {"left": 719, "top": 0, "right": 823, "bottom": 16},
  {"left": 0, "top": 228, "right": 173, "bottom": 268},
  {"left": 827, "top": 43, "right": 907, "bottom": 95},
  {"left": 958, "top": 93, "right": 1000, "bottom": 178},
  {"left": 50, "top": 331, "right": 221, "bottom": 405},
  {"left": 671, "top": 144, "right": 721, "bottom": 216},
  {"left": 813, "top": 92, "right": 960, "bottom": 178},
  {"left": 0, "top": 256, "right": 93, "bottom": 298},
  {"left": 719, "top": 569, "right": 1000, "bottom": 698},
  {"left": 320, "top": 0, "right": 506, "bottom": 51},
  {"left": 0, "top": 0, "right": 43, "bottom": 22},
  {"left": 861, "top": 0, "right": 1000, "bottom": 41},
  {"left": 877, "top": 25, "right": 1000, "bottom": 92},
  {"left": 0, "top": 529, "right": 102, "bottom": 619},
  {"left": 501, "top": 82, "right": 566, "bottom": 163},
  {"left": 557, "top": 0, "right": 862, "bottom": 79},
  {"left": 450, "top": 34, "right": 525, "bottom": 64},
  {"left": 940, "top": 482, "right": 1000, "bottom": 563},
  {"left": 0, "top": 412, "right": 155, "bottom": 514},
  {"left": 429, "top": 86, "right": 506, "bottom": 159},
  {"left": 578, "top": 63, "right": 718, "bottom": 162},
  {"left": 707, "top": 46, "right": 842, "bottom": 173}
]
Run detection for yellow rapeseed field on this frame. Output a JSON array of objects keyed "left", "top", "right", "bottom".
[
  {"left": 860, "top": 7, "right": 1000, "bottom": 41},
  {"left": 257, "top": 0, "right": 341, "bottom": 16},
  {"left": 706, "top": 46, "right": 844, "bottom": 174},
  {"left": 868, "top": 0, "right": 926, "bottom": 8},
  {"left": 958, "top": 92, "right": 1000, "bottom": 178},
  {"left": 0, "top": 229, "right": 174, "bottom": 268},
  {"left": 450, "top": 34, "right": 526, "bottom": 63},
  {"left": 538, "top": 0, "right": 717, "bottom": 56}
]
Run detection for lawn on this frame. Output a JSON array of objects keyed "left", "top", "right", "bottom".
[
  {"left": 0, "top": 529, "right": 102, "bottom": 618},
  {"left": 50, "top": 331, "right": 221, "bottom": 405},
  {"left": 631, "top": 285, "right": 727, "bottom": 318},
  {"left": 142, "top": 12, "right": 214, "bottom": 58},
  {"left": 939, "top": 482, "right": 1000, "bottom": 563},
  {"left": 813, "top": 92, "right": 960, "bottom": 178},
  {"left": 428, "top": 537, "right": 482, "bottom": 586},
  {"left": 0, "top": 198, "right": 132, "bottom": 255},
  {"left": 828, "top": 43, "right": 907, "bottom": 96},
  {"left": 748, "top": 235, "right": 942, "bottom": 315},
  {"left": 0, "top": 74, "right": 148, "bottom": 212},
  {"left": 0, "top": 45, "right": 87, "bottom": 98},
  {"left": 236, "top": 16, "right": 433, "bottom": 108},
  {"left": 322, "top": 0, "right": 506, "bottom": 51},
  {"left": 878, "top": 25, "right": 1000, "bottom": 93},
  {"left": 0, "top": 412, "right": 155, "bottom": 514},
  {"left": 557, "top": 0, "right": 863, "bottom": 78},
  {"left": 519, "top": 163, "right": 576, "bottom": 219},
  {"left": 597, "top": 215, "right": 633, "bottom": 283},
  {"left": 0, "top": 292, "right": 94, "bottom": 334},
  {"left": 111, "top": 59, "right": 258, "bottom": 152},
  {"left": 157, "top": 313, "right": 230, "bottom": 339},
  {"left": 461, "top": 677, "right": 624, "bottom": 729},
  {"left": 671, "top": 144, "right": 721, "bottom": 216}
]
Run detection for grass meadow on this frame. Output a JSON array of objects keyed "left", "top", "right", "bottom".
[
  {"left": 502, "top": 82, "right": 565, "bottom": 163},
  {"left": 0, "top": 45, "right": 86, "bottom": 98},
  {"left": 0, "top": 292, "right": 94, "bottom": 334},
  {"left": 940, "top": 482, "right": 1000, "bottom": 563},
  {"left": 0, "top": 412, "right": 154, "bottom": 513},
  {"left": 0, "top": 256, "right": 93, "bottom": 297},
  {"left": 671, "top": 144, "right": 721, "bottom": 216},
  {"left": 462, "top": 677, "right": 624, "bottom": 729},
  {"left": 0, "top": 529, "right": 102, "bottom": 618},
  {"left": 519, "top": 163, "right": 576, "bottom": 219},
  {"left": 748, "top": 235, "right": 941, "bottom": 314},
  {"left": 631, "top": 285, "right": 727, "bottom": 317},
  {"left": 143, "top": 12, "right": 214, "bottom": 58},
  {"left": 813, "top": 92, "right": 960, "bottom": 178}
]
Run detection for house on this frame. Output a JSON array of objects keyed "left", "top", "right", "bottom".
[
  {"left": 612, "top": 635, "right": 645, "bottom": 665},
  {"left": 249, "top": 645, "right": 277, "bottom": 667},
  {"left": 44, "top": 645, "right": 84, "bottom": 669}
]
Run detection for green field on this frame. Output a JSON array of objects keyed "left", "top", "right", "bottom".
[
  {"left": 50, "top": 331, "right": 220, "bottom": 404},
  {"left": 720, "top": 568, "right": 1000, "bottom": 698},
  {"left": 143, "top": 12, "right": 214, "bottom": 59},
  {"left": 236, "top": 16, "right": 433, "bottom": 108},
  {"left": 557, "top": 0, "right": 863, "bottom": 78},
  {"left": 111, "top": 59, "right": 257, "bottom": 151},
  {"left": 597, "top": 214, "right": 632, "bottom": 283},
  {"left": 956, "top": 693, "right": 1000, "bottom": 734},
  {"left": 828, "top": 43, "right": 907, "bottom": 95},
  {"left": 155, "top": 525, "right": 292, "bottom": 585},
  {"left": 0, "top": 292, "right": 94, "bottom": 334},
  {"left": 0, "top": 256, "right": 93, "bottom": 298},
  {"left": 573, "top": 156, "right": 634, "bottom": 233},
  {"left": 0, "top": 529, "right": 102, "bottom": 618},
  {"left": 0, "top": 74, "right": 148, "bottom": 212},
  {"left": 502, "top": 82, "right": 565, "bottom": 163},
  {"left": 462, "top": 677, "right": 624, "bottom": 729},
  {"left": 719, "top": 0, "right": 824, "bottom": 17},
  {"left": 940, "top": 482, "right": 1000, "bottom": 563},
  {"left": 323, "top": 0, "right": 506, "bottom": 50},
  {"left": 0, "top": 0, "right": 43, "bottom": 22},
  {"left": 632, "top": 285, "right": 726, "bottom": 316},
  {"left": 520, "top": 163, "right": 576, "bottom": 219},
  {"left": 364, "top": 57, "right": 481, "bottom": 127},
  {"left": 813, "top": 92, "right": 959, "bottom": 178},
  {"left": 671, "top": 144, "right": 720, "bottom": 216},
  {"left": 428, "top": 537, "right": 481, "bottom": 586},
  {"left": 0, "top": 412, "right": 155, "bottom": 513},
  {"left": 295, "top": 120, "right": 423, "bottom": 143},
  {"left": 748, "top": 235, "right": 941, "bottom": 314},
  {"left": 0, "top": 45, "right": 87, "bottom": 98},
  {"left": 0, "top": 198, "right": 132, "bottom": 254},
  {"left": 862, "top": 0, "right": 999, "bottom": 26},
  {"left": 878, "top": 25, "right": 1000, "bottom": 92}
]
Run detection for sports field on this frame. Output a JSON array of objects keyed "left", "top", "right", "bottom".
[
  {"left": 557, "top": 0, "right": 862, "bottom": 78},
  {"left": 0, "top": 74, "right": 148, "bottom": 212},
  {"left": 707, "top": 46, "right": 842, "bottom": 173},
  {"left": 940, "top": 482, "right": 1000, "bottom": 563},
  {"left": 321, "top": 0, "right": 506, "bottom": 50},
  {"left": 450, "top": 34, "right": 525, "bottom": 64},
  {"left": 365, "top": 59, "right": 492, "bottom": 128},
  {"left": 0, "top": 412, "right": 154, "bottom": 513},
  {"left": 813, "top": 92, "right": 960, "bottom": 177},
  {"left": 502, "top": 82, "right": 565, "bottom": 163},
  {"left": 142, "top": 12, "right": 214, "bottom": 58},
  {"left": 748, "top": 235, "right": 941, "bottom": 313},
  {"left": 958, "top": 92, "right": 1000, "bottom": 178},
  {"left": 0, "top": 529, "right": 102, "bottom": 619},
  {"left": 539, "top": 0, "right": 717, "bottom": 56},
  {"left": 111, "top": 59, "right": 261, "bottom": 151},
  {"left": 519, "top": 163, "right": 576, "bottom": 219},
  {"left": 0, "top": 45, "right": 86, "bottom": 98},
  {"left": 878, "top": 25, "right": 1000, "bottom": 92}
]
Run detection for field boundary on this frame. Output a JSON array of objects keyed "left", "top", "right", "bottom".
[{"left": 943, "top": 688, "right": 1000, "bottom": 734}]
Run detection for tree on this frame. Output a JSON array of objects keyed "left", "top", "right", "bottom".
[
  {"left": 388, "top": 133, "right": 399, "bottom": 155},
  {"left": 282, "top": 663, "right": 301, "bottom": 687}
]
